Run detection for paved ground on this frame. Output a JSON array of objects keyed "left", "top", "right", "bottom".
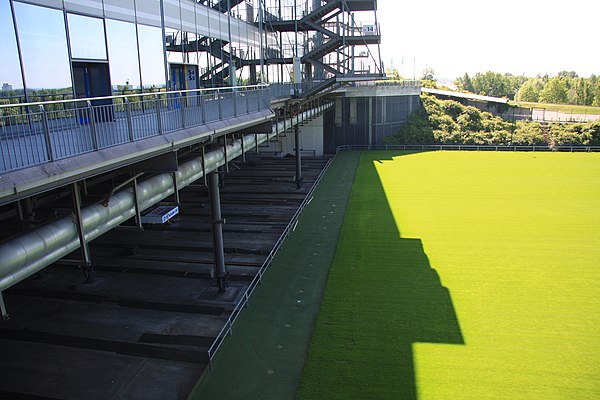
[
  {"left": 532, "top": 109, "right": 600, "bottom": 122},
  {"left": 188, "top": 151, "right": 360, "bottom": 400}
]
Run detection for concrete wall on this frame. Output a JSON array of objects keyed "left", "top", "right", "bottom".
[
  {"left": 323, "top": 94, "right": 421, "bottom": 153},
  {"left": 260, "top": 115, "right": 324, "bottom": 157}
]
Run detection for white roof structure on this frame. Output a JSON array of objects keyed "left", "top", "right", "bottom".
[{"left": 422, "top": 87, "right": 510, "bottom": 104}]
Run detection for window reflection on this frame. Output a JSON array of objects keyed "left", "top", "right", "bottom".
[
  {"left": 0, "top": 0, "right": 23, "bottom": 92},
  {"left": 68, "top": 13, "right": 107, "bottom": 60},
  {"left": 106, "top": 19, "right": 140, "bottom": 92},
  {"left": 137, "top": 24, "right": 166, "bottom": 90},
  {"left": 13, "top": 2, "right": 72, "bottom": 90}
]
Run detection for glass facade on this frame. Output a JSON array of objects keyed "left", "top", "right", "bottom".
[
  {"left": 68, "top": 13, "right": 107, "bottom": 61},
  {"left": 0, "top": 0, "right": 23, "bottom": 93},
  {"left": 2, "top": 0, "right": 384, "bottom": 100},
  {"left": 1, "top": 0, "right": 279, "bottom": 101},
  {"left": 13, "top": 1, "right": 71, "bottom": 91}
]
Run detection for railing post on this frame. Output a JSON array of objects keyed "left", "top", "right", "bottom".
[
  {"left": 218, "top": 89, "right": 223, "bottom": 120},
  {"left": 39, "top": 105, "right": 54, "bottom": 162},
  {"left": 87, "top": 100, "right": 98, "bottom": 150},
  {"left": 179, "top": 92, "right": 186, "bottom": 128},
  {"left": 155, "top": 94, "right": 162, "bottom": 134},
  {"left": 245, "top": 88, "right": 250, "bottom": 114},
  {"left": 233, "top": 88, "right": 238, "bottom": 117},
  {"left": 201, "top": 93, "right": 206, "bottom": 124},
  {"left": 124, "top": 98, "right": 134, "bottom": 142}
]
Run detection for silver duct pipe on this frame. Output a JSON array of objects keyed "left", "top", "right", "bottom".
[
  {"left": 0, "top": 132, "right": 270, "bottom": 292},
  {"left": 0, "top": 104, "right": 331, "bottom": 293}
]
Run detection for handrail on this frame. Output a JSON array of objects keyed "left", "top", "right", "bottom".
[
  {"left": 0, "top": 85, "right": 273, "bottom": 173},
  {"left": 0, "top": 84, "right": 269, "bottom": 110},
  {"left": 206, "top": 155, "right": 334, "bottom": 366},
  {"left": 336, "top": 144, "right": 600, "bottom": 153}
]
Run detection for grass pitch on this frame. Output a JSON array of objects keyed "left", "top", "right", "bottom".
[{"left": 297, "top": 151, "right": 600, "bottom": 399}]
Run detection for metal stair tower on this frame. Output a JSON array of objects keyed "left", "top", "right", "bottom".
[{"left": 262, "top": 0, "right": 385, "bottom": 97}]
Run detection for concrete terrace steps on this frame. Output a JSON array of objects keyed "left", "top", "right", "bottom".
[{"left": 0, "top": 156, "right": 330, "bottom": 400}]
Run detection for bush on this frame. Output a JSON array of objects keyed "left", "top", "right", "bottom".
[
  {"left": 384, "top": 94, "right": 599, "bottom": 148},
  {"left": 550, "top": 124, "right": 592, "bottom": 146},
  {"left": 512, "top": 121, "right": 547, "bottom": 146}
]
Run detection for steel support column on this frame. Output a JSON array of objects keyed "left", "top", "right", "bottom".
[
  {"left": 208, "top": 172, "right": 227, "bottom": 291},
  {"left": 0, "top": 292, "right": 8, "bottom": 320},
  {"left": 72, "top": 181, "right": 93, "bottom": 282},
  {"left": 133, "top": 177, "right": 143, "bottom": 229},
  {"left": 294, "top": 125, "right": 303, "bottom": 189}
]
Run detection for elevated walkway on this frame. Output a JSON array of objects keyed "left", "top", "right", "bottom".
[
  {"left": 0, "top": 98, "right": 333, "bottom": 299},
  {"left": 0, "top": 85, "right": 321, "bottom": 206}
]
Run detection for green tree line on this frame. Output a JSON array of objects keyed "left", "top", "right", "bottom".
[
  {"left": 454, "top": 71, "right": 600, "bottom": 106},
  {"left": 384, "top": 94, "right": 600, "bottom": 147}
]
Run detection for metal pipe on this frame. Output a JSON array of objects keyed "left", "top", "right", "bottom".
[
  {"left": 0, "top": 131, "right": 272, "bottom": 292},
  {"left": 0, "top": 105, "right": 332, "bottom": 293},
  {"left": 103, "top": 172, "right": 145, "bottom": 207}
]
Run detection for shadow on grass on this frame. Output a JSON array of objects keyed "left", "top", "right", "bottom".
[
  {"left": 298, "top": 150, "right": 464, "bottom": 399},
  {"left": 371, "top": 151, "right": 464, "bottom": 399}
]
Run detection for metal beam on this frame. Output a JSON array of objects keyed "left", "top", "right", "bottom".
[
  {"left": 208, "top": 172, "right": 227, "bottom": 292},
  {"left": 0, "top": 291, "right": 8, "bottom": 320},
  {"left": 295, "top": 125, "right": 303, "bottom": 189},
  {"left": 72, "top": 182, "right": 93, "bottom": 282}
]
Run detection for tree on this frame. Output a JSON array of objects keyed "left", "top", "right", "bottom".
[
  {"left": 517, "top": 79, "right": 543, "bottom": 102},
  {"left": 470, "top": 71, "right": 512, "bottom": 98},
  {"left": 421, "top": 67, "right": 436, "bottom": 81},
  {"left": 386, "top": 68, "right": 402, "bottom": 81},
  {"left": 558, "top": 71, "right": 578, "bottom": 79},
  {"left": 454, "top": 73, "right": 475, "bottom": 93},
  {"left": 539, "top": 77, "right": 568, "bottom": 104}
]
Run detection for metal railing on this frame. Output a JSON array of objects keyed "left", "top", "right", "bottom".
[
  {"left": 268, "top": 81, "right": 325, "bottom": 100},
  {"left": 336, "top": 144, "right": 600, "bottom": 153},
  {"left": 206, "top": 155, "right": 334, "bottom": 366},
  {"left": 0, "top": 85, "right": 270, "bottom": 173}
]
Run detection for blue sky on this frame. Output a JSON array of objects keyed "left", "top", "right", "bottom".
[{"left": 378, "top": 0, "right": 600, "bottom": 81}]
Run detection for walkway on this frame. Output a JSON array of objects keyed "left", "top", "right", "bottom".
[
  {"left": 0, "top": 86, "right": 270, "bottom": 173},
  {"left": 188, "top": 151, "right": 360, "bottom": 400}
]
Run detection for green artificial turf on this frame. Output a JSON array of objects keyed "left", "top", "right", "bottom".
[
  {"left": 297, "top": 151, "right": 600, "bottom": 400},
  {"left": 188, "top": 151, "right": 360, "bottom": 400}
]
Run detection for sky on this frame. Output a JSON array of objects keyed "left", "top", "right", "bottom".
[{"left": 377, "top": 0, "right": 600, "bottom": 82}]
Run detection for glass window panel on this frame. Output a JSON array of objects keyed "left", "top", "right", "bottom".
[
  {"left": 14, "top": 2, "right": 72, "bottom": 90},
  {"left": 137, "top": 24, "right": 166, "bottom": 89},
  {"left": 0, "top": 0, "right": 24, "bottom": 91},
  {"left": 106, "top": 19, "right": 140, "bottom": 92},
  {"left": 68, "top": 13, "right": 106, "bottom": 60}
]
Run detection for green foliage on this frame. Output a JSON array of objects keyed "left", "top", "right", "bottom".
[
  {"left": 385, "top": 68, "right": 403, "bottom": 81},
  {"left": 549, "top": 123, "right": 598, "bottom": 146},
  {"left": 454, "top": 73, "right": 475, "bottom": 93},
  {"left": 511, "top": 121, "right": 547, "bottom": 146},
  {"left": 517, "top": 79, "right": 544, "bottom": 102},
  {"left": 458, "top": 71, "right": 600, "bottom": 107},
  {"left": 421, "top": 67, "right": 435, "bottom": 81},
  {"left": 458, "top": 71, "right": 525, "bottom": 100},
  {"left": 540, "top": 77, "right": 568, "bottom": 104},
  {"left": 385, "top": 94, "right": 599, "bottom": 147}
]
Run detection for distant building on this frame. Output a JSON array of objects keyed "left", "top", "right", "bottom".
[{"left": 1, "top": 83, "right": 12, "bottom": 91}]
